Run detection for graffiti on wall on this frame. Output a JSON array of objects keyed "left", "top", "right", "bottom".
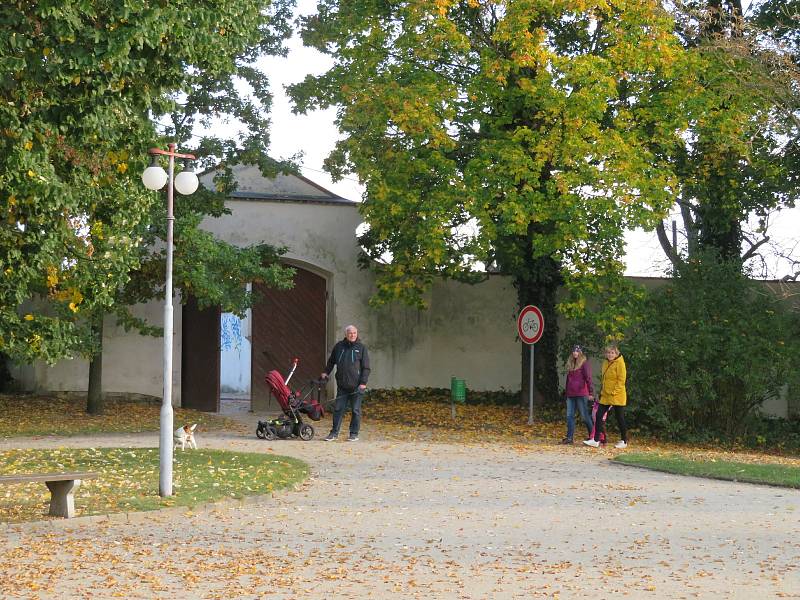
[
  {"left": 220, "top": 312, "right": 251, "bottom": 394},
  {"left": 221, "top": 313, "right": 243, "bottom": 355}
]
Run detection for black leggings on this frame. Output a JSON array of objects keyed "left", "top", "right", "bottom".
[{"left": 594, "top": 404, "right": 627, "bottom": 443}]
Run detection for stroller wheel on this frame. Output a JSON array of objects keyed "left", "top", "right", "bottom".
[
  {"left": 299, "top": 424, "right": 314, "bottom": 441},
  {"left": 256, "top": 423, "right": 276, "bottom": 440}
]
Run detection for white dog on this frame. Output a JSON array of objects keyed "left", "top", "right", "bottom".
[{"left": 174, "top": 423, "right": 198, "bottom": 450}]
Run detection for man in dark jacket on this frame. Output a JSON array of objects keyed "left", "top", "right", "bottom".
[{"left": 321, "top": 325, "right": 370, "bottom": 441}]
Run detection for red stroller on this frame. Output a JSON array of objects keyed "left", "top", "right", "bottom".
[{"left": 256, "top": 359, "right": 325, "bottom": 441}]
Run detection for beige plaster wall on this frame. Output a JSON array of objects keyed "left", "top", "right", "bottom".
[
  {"left": 366, "top": 276, "right": 520, "bottom": 391},
  {"left": 23, "top": 299, "right": 179, "bottom": 401},
  {"left": 202, "top": 198, "right": 522, "bottom": 392}
]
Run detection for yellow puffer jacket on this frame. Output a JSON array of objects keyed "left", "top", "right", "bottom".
[{"left": 600, "top": 355, "right": 627, "bottom": 407}]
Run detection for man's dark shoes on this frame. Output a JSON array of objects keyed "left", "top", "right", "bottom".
[
  {"left": 347, "top": 435, "right": 359, "bottom": 442},
  {"left": 560, "top": 437, "right": 573, "bottom": 445},
  {"left": 324, "top": 433, "right": 338, "bottom": 441}
]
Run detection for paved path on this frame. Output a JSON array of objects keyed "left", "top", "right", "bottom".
[{"left": 1, "top": 423, "right": 799, "bottom": 599}]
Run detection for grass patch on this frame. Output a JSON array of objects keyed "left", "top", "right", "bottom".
[
  {"left": 0, "top": 447, "right": 308, "bottom": 523},
  {"left": 0, "top": 394, "right": 241, "bottom": 437},
  {"left": 613, "top": 452, "right": 800, "bottom": 488}
]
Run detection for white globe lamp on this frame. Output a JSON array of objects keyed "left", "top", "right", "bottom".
[
  {"left": 174, "top": 168, "right": 199, "bottom": 195},
  {"left": 141, "top": 158, "right": 168, "bottom": 190}
]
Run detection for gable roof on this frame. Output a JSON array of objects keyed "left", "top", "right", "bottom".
[{"left": 199, "top": 163, "right": 358, "bottom": 206}]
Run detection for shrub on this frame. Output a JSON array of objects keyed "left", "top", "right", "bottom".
[
  {"left": 623, "top": 258, "right": 800, "bottom": 441},
  {"left": 365, "top": 387, "right": 563, "bottom": 421}
]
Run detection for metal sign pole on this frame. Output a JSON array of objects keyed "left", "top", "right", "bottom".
[
  {"left": 518, "top": 304, "right": 543, "bottom": 429},
  {"left": 528, "top": 343, "right": 534, "bottom": 425}
]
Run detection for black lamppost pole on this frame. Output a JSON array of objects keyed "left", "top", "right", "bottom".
[{"left": 141, "top": 143, "right": 198, "bottom": 497}]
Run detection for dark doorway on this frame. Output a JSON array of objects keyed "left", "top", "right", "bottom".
[
  {"left": 181, "top": 296, "right": 221, "bottom": 412},
  {"left": 251, "top": 267, "right": 327, "bottom": 412}
]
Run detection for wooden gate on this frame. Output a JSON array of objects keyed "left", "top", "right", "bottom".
[
  {"left": 251, "top": 267, "right": 327, "bottom": 412},
  {"left": 181, "top": 296, "right": 220, "bottom": 412}
]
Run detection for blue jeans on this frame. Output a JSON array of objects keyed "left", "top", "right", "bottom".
[
  {"left": 566, "top": 396, "right": 593, "bottom": 441},
  {"left": 331, "top": 388, "right": 364, "bottom": 436}
]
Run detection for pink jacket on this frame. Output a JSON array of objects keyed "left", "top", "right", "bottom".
[{"left": 565, "top": 361, "right": 594, "bottom": 398}]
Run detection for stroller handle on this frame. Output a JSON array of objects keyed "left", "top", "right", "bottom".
[{"left": 284, "top": 358, "right": 300, "bottom": 386}]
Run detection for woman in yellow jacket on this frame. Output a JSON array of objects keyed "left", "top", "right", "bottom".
[{"left": 584, "top": 344, "right": 628, "bottom": 449}]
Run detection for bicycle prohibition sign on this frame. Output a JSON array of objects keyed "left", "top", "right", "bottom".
[{"left": 517, "top": 305, "right": 544, "bottom": 424}]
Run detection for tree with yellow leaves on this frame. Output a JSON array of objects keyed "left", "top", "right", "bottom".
[{"left": 290, "top": 0, "right": 699, "bottom": 402}]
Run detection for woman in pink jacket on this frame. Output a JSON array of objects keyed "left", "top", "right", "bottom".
[{"left": 561, "top": 345, "right": 594, "bottom": 444}]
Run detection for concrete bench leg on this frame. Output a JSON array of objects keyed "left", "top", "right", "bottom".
[{"left": 45, "top": 479, "right": 81, "bottom": 518}]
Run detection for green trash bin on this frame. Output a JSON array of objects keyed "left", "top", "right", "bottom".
[{"left": 450, "top": 377, "right": 466, "bottom": 404}]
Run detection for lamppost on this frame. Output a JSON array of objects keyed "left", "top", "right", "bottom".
[{"left": 141, "top": 143, "right": 199, "bottom": 497}]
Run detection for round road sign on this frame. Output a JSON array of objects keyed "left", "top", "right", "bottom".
[{"left": 517, "top": 305, "right": 544, "bottom": 345}]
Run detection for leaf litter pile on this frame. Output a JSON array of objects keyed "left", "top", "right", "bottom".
[
  {"left": 0, "top": 394, "right": 242, "bottom": 437},
  {"left": 363, "top": 387, "right": 564, "bottom": 446},
  {"left": 0, "top": 448, "right": 308, "bottom": 523}
]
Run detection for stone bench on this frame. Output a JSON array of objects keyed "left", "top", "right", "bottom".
[{"left": 0, "top": 472, "right": 98, "bottom": 518}]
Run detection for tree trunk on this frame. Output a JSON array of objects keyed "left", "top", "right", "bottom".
[
  {"left": 0, "top": 352, "right": 13, "bottom": 392},
  {"left": 695, "top": 184, "right": 744, "bottom": 264},
  {"left": 515, "top": 254, "right": 561, "bottom": 409},
  {"left": 86, "top": 314, "right": 103, "bottom": 415}
]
